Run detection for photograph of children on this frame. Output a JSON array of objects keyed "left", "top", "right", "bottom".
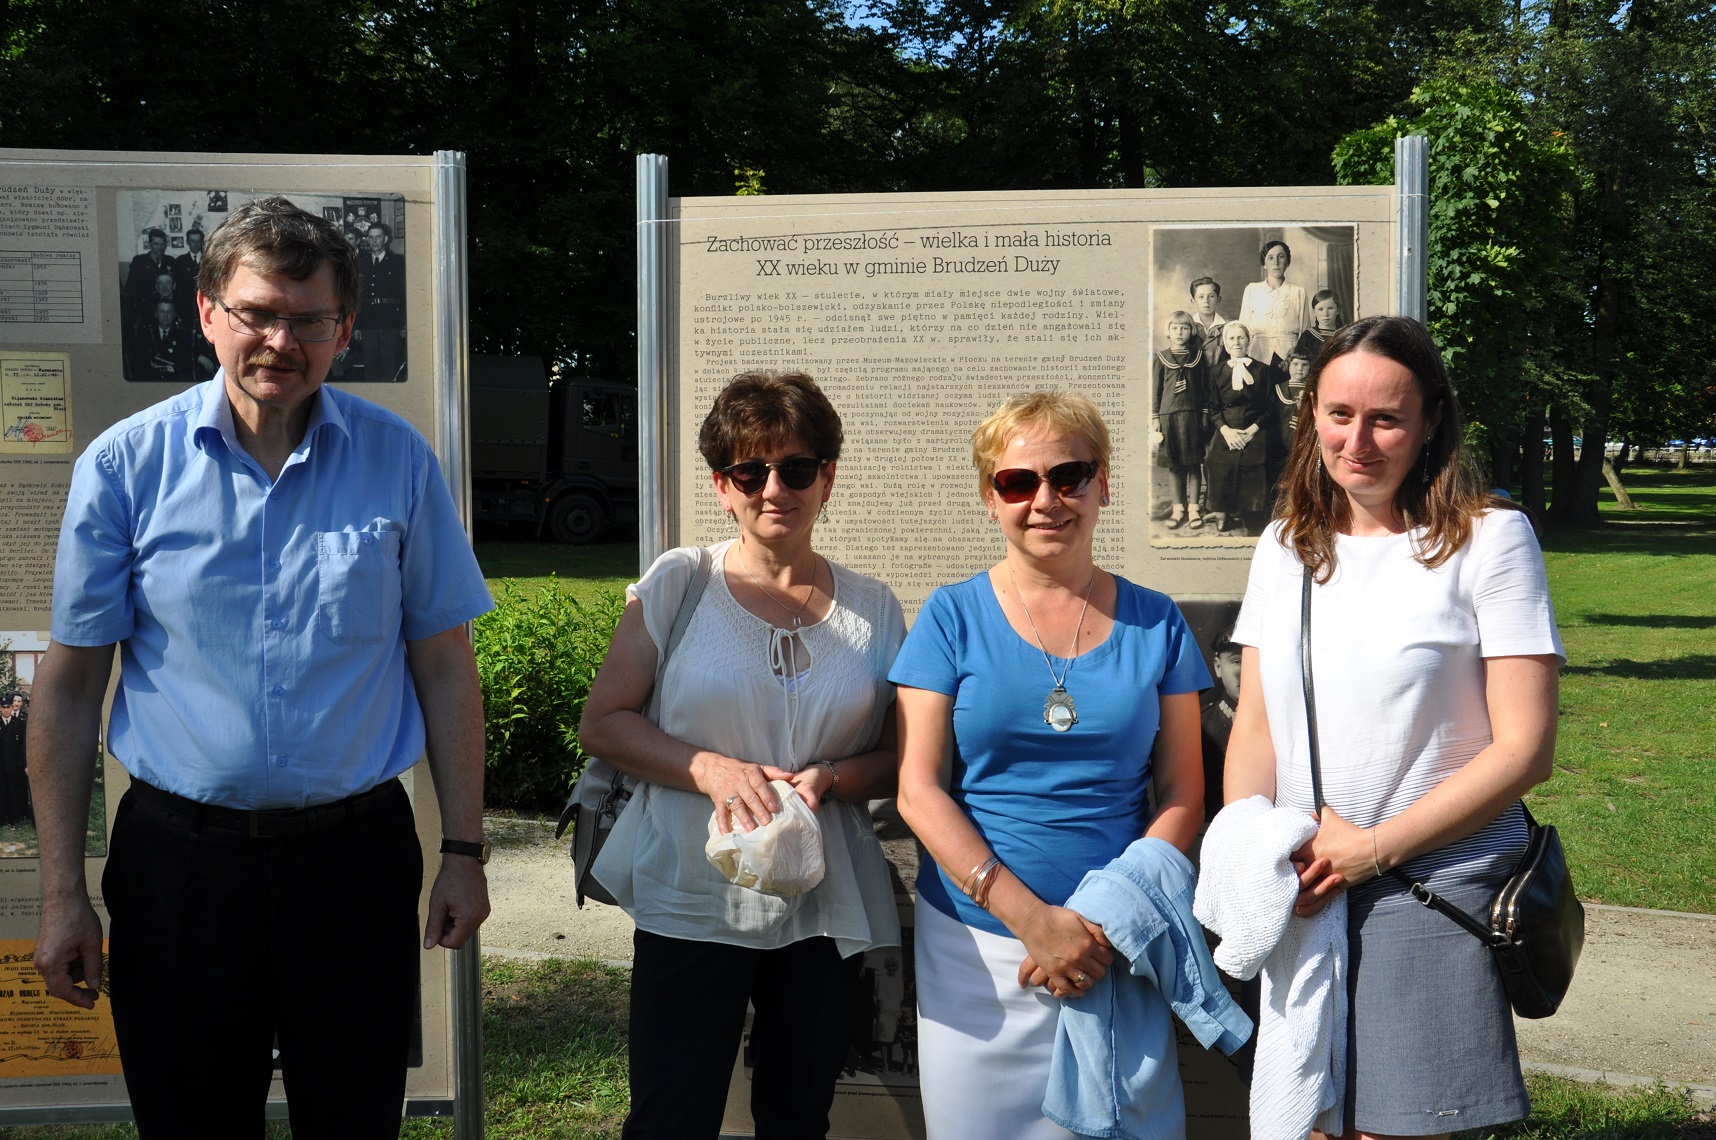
[
  {"left": 0, "top": 631, "right": 107, "bottom": 859},
  {"left": 1147, "top": 225, "right": 1356, "bottom": 545},
  {"left": 116, "top": 189, "right": 409, "bottom": 383}
]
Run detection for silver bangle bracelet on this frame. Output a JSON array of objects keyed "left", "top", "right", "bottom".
[{"left": 813, "top": 759, "right": 839, "bottom": 798}]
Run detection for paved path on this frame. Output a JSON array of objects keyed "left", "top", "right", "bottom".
[{"left": 481, "top": 817, "right": 1716, "bottom": 1104}]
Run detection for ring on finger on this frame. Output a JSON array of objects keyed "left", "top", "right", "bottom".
[
  {"left": 726, "top": 795, "right": 740, "bottom": 807},
  {"left": 1074, "top": 971, "right": 1090, "bottom": 987}
]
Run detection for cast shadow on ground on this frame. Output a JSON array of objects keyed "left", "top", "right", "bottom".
[
  {"left": 1581, "top": 614, "right": 1716, "bottom": 629},
  {"left": 1559, "top": 654, "right": 1716, "bottom": 680}
]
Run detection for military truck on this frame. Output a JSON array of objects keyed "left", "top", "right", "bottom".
[{"left": 469, "top": 355, "right": 638, "bottom": 544}]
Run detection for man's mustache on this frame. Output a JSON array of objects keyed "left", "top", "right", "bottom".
[{"left": 245, "top": 351, "right": 300, "bottom": 371}]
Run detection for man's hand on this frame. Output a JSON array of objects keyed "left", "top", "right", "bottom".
[
  {"left": 423, "top": 856, "right": 489, "bottom": 950},
  {"left": 35, "top": 896, "right": 104, "bottom": 1009}
]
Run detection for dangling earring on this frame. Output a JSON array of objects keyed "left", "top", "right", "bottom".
[
  {"left": 1421, "top": 444, "right": 1432, "bottom": 485},
  {"left": 1315, "top": 451, "right": 1324, "bottom": 475},
  {"left": 819, "top": 502, "right": 829, "bottom": 523}
]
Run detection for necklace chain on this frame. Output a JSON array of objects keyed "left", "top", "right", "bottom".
[
  {"left": 738, "top": 545, "right": 820, "bottom": 629},
  {"left": 1008, "top": 565, "right": 1097, "bottom": 689}
]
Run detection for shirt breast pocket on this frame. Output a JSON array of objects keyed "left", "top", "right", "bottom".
[{"left": 316, "top": 528, "right": 403, "bottom": 645}]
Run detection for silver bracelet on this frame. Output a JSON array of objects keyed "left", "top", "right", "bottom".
[
  {"left": 1371, "top": 825, "right": 1383, "bottom": 878},
  {"left": 813, "top": 759, "right": 839, "bottom": 798},
  {"left": 962, "top": 854, "right": 1000, "bottom": 899}
]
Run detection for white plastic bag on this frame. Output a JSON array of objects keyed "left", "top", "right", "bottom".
[{"left": 704, "top": 779, "right": 826, "bottom": 897}]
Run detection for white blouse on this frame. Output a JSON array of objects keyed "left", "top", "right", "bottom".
[
  {"left": 1237, "top": 278, "right": 1311, "bottom": 367},
  {"left": 1233, "top": 511, "right": 1565, "bottom": 880},
  {"left": 592, "top": 540, "right": 906, "bottom": 957}
]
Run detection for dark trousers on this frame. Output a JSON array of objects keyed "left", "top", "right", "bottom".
[
  {"left": 102, "top": 782, "right": 422, "bottom": 1139},
  {"left": 623, "top": 928, "right": 861, "bottom": 1140}
]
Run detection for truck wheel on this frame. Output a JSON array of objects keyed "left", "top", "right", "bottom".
[{"left": 547, "top": 493, "right": 605, "bottom": 544}]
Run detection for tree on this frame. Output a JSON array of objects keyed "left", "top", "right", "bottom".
[{"left": 1332, "top": 75, "right": 1578, "bottom": 506}]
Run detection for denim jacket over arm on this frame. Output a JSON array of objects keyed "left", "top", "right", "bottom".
[{"left": 1043, "top": 837, "right": 1253, "bottom": 1140}]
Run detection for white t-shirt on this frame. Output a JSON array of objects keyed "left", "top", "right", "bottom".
[
  {"left": 592, "top": 541, "right": 905, "bottom": 956},
  {"left": 1232, "top": 510, "right": 1565, "bottom": 881}
]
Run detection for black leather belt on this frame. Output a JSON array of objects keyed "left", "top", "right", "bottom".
[{"left": 126, "top": 777, "right": 400, "bottom": 839}]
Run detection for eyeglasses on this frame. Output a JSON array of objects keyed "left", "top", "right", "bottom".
[
  {"left": 719, "top": 456, "right": 826, "bottom": 495},
  {"left": 990, "top": 460, "right": 1099, "bottom": 503},
  {"left": 216, "top": 300, "right": 345, "bottom": 343}
]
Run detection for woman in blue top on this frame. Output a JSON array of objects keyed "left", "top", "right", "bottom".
[{"left": 892, "top": 391, "right": 1209, "bottom": 1139}]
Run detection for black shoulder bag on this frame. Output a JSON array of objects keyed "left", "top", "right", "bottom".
[
  {"left": 555, "top": 546, "right": 714, "bottom": 907},
  {"left": 1299, "top": 567, "right": 1584, "bottom": 1019}
]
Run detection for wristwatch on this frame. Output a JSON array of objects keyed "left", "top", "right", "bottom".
[{"left": 439, "top": 838, "right": 491, "bottom": 865}]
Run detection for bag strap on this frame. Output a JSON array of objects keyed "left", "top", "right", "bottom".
[
  {"left": 644, "top": 544, "right": 713, "bottom": 726},
  {"left": 1299, "top": 567, "right": 1506, "bottom": 947},
  {"left": 1299, "top": 568, "right": 1325, "bottom": 812}
]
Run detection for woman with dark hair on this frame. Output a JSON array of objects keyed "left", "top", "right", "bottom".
[
  {"left": 1222, "top": 316, "right": 1564, "bottom": 1138},
  {"left": 580, "top": 371, "right": 905, "bottom": 1139},
  {"left": 1236, "top": 239, "right": 1311, "bottom": 367}
]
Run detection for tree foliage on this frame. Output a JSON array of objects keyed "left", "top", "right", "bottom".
[
  {"left": 1332, "top": 76, "right": 1579, "bottom": 492},
  {"left": 4, "top": 0, "right": 1711, "bottom": 525}
]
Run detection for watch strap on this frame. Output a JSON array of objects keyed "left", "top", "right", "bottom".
[{"left": 440, "top": 837, "right": 490, "bottom": 864}]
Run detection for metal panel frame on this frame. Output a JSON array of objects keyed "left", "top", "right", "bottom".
[
  {"left": 636, "top": 153, "right": 672, "bottom": 574},
  {"left": 1394, "top": 134, "right": 1429, "bottom": 323},
  {"left": 430, "top": 148, "right": 485, "bottom": 1140}
]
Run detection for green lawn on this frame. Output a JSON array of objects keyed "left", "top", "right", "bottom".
[
  {"left": 474, "top": 532, "right": 637, "bottom": 605},
  {"left": 1535, "top": 467, "right": 1716, "bottom": 913},
  {"left": 0, "top": 959, "right": 1705, "bottom": 1140}
]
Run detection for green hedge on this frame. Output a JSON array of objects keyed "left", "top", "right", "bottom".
[{"left": 474, "top": 579, "right": 625, "bottom": 814}]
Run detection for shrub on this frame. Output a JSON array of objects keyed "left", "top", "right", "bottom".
[{"left": 474, "top": 578, "right": 625, "bottom": 814}]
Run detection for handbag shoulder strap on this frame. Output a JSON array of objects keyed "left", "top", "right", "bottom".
[
  {"left": 644, "top": 544, "right": 713, "bottom": 725},
  {"left": 1300, "top": 567, "right": 1325, "bottom": 812}
]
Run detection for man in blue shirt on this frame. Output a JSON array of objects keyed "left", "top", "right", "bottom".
[{"left": 30, "top": 196, "right": 494, "bottom": 1137}]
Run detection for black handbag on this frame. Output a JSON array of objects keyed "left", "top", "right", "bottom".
[
  {"left": 555, "top": 546, "right": 713, "bottom": 907},
  {"left": 1298, "top": 567, "right": 1584, "bottom": 1019}
]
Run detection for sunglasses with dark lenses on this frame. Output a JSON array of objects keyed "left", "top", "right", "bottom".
[
  {"left": 720, "top": 456, "right": 826, "bottom": 495},
  {"left": 990, "top": 460, "right": 1099, "bottom": 504}
]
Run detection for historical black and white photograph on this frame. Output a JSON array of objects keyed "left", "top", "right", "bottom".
[
  {"left": 1173, "top": 599, "right": 1245, "bottom": 824},
  {"left": 116, "top": 189, "right": 409, "bottom": 383},
  {"left": 0, "top": 630, "right": 106, "bottom": 859},
  {"left": 1146, "top": 224, "right": 1356, "bottom": 545}
]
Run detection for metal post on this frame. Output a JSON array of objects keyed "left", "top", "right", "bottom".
[
  {"left": 636, "top": 153, "right": 671, "bottom": 575},
  {"left": 1394, "top": 134, "right": 1429, "bottom": 323},
  {"left": 432, "top": 148, "right": 485, "bottom": 1140}
]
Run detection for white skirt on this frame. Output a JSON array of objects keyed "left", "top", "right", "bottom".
[{"left": 914, "top": 899, "right": 1079, "bottom": 1140}]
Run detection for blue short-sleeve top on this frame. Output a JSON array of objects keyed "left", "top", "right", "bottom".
[{"left": 888, "top": 573, "right": 1211, "bottom": 936}]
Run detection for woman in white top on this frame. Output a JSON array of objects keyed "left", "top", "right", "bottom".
[
  {"left": 1224, "top": 316, "right": 1564, "bottom": 1138},
  {"left": 1236, "top": 239, "right": 1312, "bottom": 367},
  {"left": 580, "top": 371, "right": 905, "bottom": 1140}
]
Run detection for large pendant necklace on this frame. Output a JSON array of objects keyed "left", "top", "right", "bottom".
[{"left": 1009, "top": 565, "right": 1097, "bottom": 733}]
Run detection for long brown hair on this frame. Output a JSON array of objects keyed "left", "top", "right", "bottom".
[{"left": 1275, "top": 316, "right": 1519, "bottom": 581}]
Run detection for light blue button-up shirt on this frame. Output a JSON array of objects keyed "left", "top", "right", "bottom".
[{"left": 51, "top": 376, "right": 493, "bottom": 810}]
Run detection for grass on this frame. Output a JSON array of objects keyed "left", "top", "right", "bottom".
[
  {"left": 473, "top": 528, "right": 638, "bottom": 605},
  {"left": 1459, "top": 1071, "right": 1715, "bottom": 1138},
  {"left": 2, "top": 960, "right": 1706, "bottom": 1140},
  {"left": 1534, "top": 467, "right": 1716, "bottom": 913}
]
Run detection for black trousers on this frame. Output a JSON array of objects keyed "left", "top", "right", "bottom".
[
  {"left": 102, "top": 782, "right": 422, "bottom": 1139},
  {"left": 623, "top": 928, "right": 861, "bottom": 1140}
]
